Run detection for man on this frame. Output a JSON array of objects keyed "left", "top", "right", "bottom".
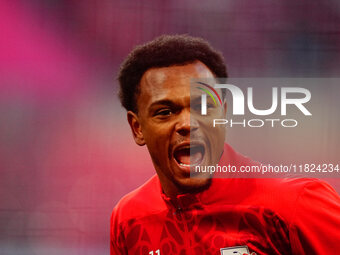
[{"left": 111, "top": 35, "right": 340, "bottom": 255}]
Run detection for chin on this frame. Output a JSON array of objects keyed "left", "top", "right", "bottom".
[{"left": 174, "top": 176, "right": 212, "bottom": 194}]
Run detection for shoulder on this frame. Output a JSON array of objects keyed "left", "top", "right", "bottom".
[
  {"left": 253, "top": 175, "right": 339, "bottom": 204},
  {"left": 219, "top": 143, "right": 338, "bottom": 205},
  {"left": 111, "top": 175, "right": 166, "bottom": 224},
  {"left": 208, "top": 167, "right": 338, "bottom": 222},
  {"left": 285, "top": 179, "right": 340, "bottom": 253},
  {"left": 250, "top": 177, "right": 339, "bottom": 228},
  {"left": 250, "top": 176, "right": 338, "bottom": 206},
  {"left": 255, "top": 177, "right": 328, "bottom": 194}
]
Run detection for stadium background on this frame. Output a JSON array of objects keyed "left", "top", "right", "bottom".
[{"left": 1, "top": 0, "right": 340, "bottom": 254}]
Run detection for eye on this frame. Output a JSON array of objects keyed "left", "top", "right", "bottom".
[
  {"left": 191, "top": 102, "right": 216, "bottom": 113},
  {"left": 155, "top": 109, "right": 172, "bottom": 116},
  {"left": 191, "top": 103, "right": 201, "bottom": 111}
]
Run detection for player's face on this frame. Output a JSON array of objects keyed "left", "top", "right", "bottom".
[{"left": 127, "top": 61, "right": 226, "bottom": 197}]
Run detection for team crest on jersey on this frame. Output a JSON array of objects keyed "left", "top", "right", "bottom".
[{"left": 220, "top": 245, "right": 256, "bottom": 255}]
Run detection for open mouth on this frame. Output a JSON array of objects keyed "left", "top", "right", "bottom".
[{"left": 173, "top": 144, "right": 205, "bottom": 167}]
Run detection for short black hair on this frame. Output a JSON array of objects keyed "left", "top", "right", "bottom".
[{"left": 118, "top": 34, "right": 227, "bottom": 112}]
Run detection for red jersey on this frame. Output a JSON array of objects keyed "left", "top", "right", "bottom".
[{"left": 110, "top": 144, "right": 340, "bottom": 255}]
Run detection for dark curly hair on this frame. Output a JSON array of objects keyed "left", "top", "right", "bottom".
[{"left": 118, "top": 34, "right": 227, "bottom": 112}]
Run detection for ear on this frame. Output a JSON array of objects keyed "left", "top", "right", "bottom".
[{"left": 127, "top": 111, "right": 146, "bottom": 146}]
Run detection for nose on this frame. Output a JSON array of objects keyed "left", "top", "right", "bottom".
[{"left": 175, "top": 109, "right": 199, "bottom": 137}]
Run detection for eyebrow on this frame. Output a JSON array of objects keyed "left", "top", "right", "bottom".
[
  {"left": 149, "top": 99, "right": 178, "bottom": 109},
  {"left": 150, "top": 96, "right": 207, "bottom": 107}
]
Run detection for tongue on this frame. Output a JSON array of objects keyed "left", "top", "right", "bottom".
[
  {"left": 175, "top": 149, "right": 191, "bottom": 165},
  {"left": 175, "top": 148, "right": 203, "bottom": 165},
  {"left": 191, "top": 149, "right": 203, "bottom": 165}
]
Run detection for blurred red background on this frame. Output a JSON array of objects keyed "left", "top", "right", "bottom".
[{"left": 1, "top": 0, "right": 339, "bottom": 254}]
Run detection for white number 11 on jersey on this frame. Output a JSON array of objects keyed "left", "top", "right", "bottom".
[{"left": 149, "top": 249, "right": 160, "bottom": 255}]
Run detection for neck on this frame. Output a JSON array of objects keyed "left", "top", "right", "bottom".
[{"left": 158, "top": 174, "right": 212, "bottom": 199}]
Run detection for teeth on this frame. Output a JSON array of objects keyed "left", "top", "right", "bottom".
[
  {"left": 179, "top": 162, "right": 201, "bottom": 167},
  {"left": 174, "top": 144, "right": 205, "bottom": 167},
  {"left": 179, "top": 163, "right": 190, "bottom": 167}
]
